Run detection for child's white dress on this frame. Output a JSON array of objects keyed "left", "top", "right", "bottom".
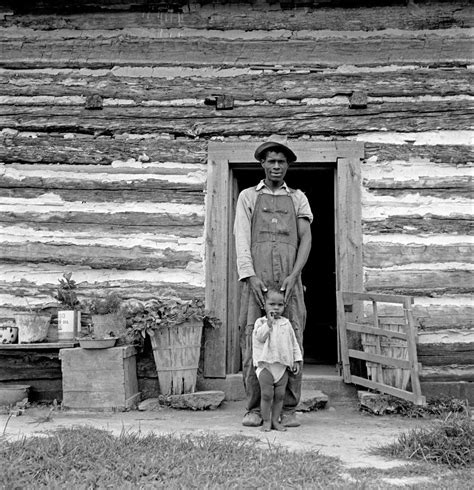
[{"left": 252, "top": 316, "right": 303, "bottom": 383}]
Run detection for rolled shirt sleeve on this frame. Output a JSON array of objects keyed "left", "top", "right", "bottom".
[{"left": 234, "top": 188, "right": 256, "bottom": 280}]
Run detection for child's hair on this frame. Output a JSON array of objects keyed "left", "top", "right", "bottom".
[{"left": 265, "top": 287, "right": 284, "bottom": 301}]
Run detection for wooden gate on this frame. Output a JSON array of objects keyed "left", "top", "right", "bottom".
[{"left": 337, "top": 291, "right": 425, "bottom": 405}]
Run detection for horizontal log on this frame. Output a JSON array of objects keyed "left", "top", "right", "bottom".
[
  {"left": 363, "top": 217, "right": 474, "bottom": 235},
  {"left": 0, "top": 186, "right": 205, "bottom": 205},
  {"left": 3, "top": 4, "right": 472, "bottom": 31},
  {"left": 0, "top": 350, "right": 61, "bottom": 381},
  {"left": 1, "top": 101, "right": 471, "bottom": 136},
  {"left": 417, "top": 342, "right": 474, "bottom": 366},
  {"left": 419, "top": 365, "right": 474, "bottom": 382},
  {"left": 2, "top": 136, "right": 472, "bottom": 169},
  {"left": 0, "top": 210, "right": 204, "bottom": 227},
  {"left": 364, "top": 243, "right": 474, "bottom": 267},
  {"left": 0, "top": 242, "right": 199, "bottom": 270},
  {"left": 0, "top": 134, "right": 207, "bottom": 165},
  {"left": 365, "top": 269, "right": 473, "bottom": 295},
  {"left": 367, "top": 188, "right": 473, "bottom": 199},
  {"left": 364, "top": 143, "right": 474, "bottom": 166},
  {"left": 364, "top": 176, "right": 472, "bottom": 191},
  {"left": 0, "top": 221, "right": 203, "bottom": 238},
  {"left": 369, "top": 303, "right": 473, "bottom": 330},
  {"left": 2, "top": 69, "right": 472, "bottom": 101},
  {"left": 0, "top": 282, "right": 205, "bottom": 308},
  {"left": 1, "top": 34, "right": 472, "bottom": 69}
]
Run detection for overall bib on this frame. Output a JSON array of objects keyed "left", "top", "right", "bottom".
[{"left": 239, "top": 189, "right": 306, "bottom": 414}]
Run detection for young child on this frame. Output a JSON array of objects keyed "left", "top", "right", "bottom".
[{"left": 252, "top": 288, "right": 303, "bottom": 432}]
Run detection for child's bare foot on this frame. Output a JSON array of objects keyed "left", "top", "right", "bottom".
[
  {"left": 272, "top": 422, "right": 287, "bottom": 431},
  {"left": 260, "top": 421, "right": 272, "bottom": 432}
]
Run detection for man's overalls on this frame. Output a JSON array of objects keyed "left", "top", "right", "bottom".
[{"left": 239, "top": 188, "right": 306, "bottom": 416}]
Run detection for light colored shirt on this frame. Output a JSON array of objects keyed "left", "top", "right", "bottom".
[
  {"left": 233, "top": 180, "right": 313, "bottom": 280},
  {"left": 252, "top": 316, "right": 303, "bottom": 369}
]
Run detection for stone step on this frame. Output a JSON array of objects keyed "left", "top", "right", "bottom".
[{"left": 197, "top": 369, "right": 359, "bottom": 407}]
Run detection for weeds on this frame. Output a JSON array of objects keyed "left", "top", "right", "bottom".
[
  {"left": 374, "top": 412, "right": 473, "bottom": 468},
  {"left": 0, "top": 426, "right": 342, "bottom": 488}
]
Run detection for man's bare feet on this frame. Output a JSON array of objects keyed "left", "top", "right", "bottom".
[
  {"left": 260, "top": 421, "right": 272, "bottom": 432},
  {"left": 272, "top": 422, "right": 287, "bottom": 432}
]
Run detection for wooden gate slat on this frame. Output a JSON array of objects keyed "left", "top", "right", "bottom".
[{"left": 337, "top": 290, "right": 426, "bottom": 406}]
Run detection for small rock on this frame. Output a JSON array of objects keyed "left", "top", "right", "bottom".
[
  {"left": 167, "top": 391, "right": 225, "bottom": 411},
  {"left": 137, "top": 398, "right": 162, "bottom": 411},
  {"left": 328, "top": 406, "right": 336, "bottom": 412},
  {"left": 296, "top": 390, "right": 329, "bottom": 412},
  {"left": 358, "top": 391, "right": 397, "bottom": 415}
]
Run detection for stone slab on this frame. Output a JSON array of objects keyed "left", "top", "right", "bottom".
[
  {"left": 296, "top": 390, "right": 329, "bottom": 412},
  {"left": 167, "top": 391, "right": 225, "bottom": 411}
]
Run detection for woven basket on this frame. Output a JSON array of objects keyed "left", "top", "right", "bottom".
[{"left": 149, "top": 322, "right": 203, "bottom": 396}]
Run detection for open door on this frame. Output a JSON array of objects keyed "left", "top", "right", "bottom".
[
  {"left": 205, "top": 142, "right": 364, "bottom": 378},
  {"left": 337, "top": 291, "right": 426, "bottom": 405}
]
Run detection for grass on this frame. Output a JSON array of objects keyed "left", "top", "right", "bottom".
[
  {"left": 348, "top": 463, "right": 474, "bottom": 490},
  {"left": 373, "top": 412, "right": 473, "bottom": 468},
  {"left": 0, "top": 426, "right": 344, "bottom": 489}
]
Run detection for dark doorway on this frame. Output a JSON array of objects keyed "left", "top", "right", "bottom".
[{"left": 232, "top": 165, "right": 337, "bottom": 365}]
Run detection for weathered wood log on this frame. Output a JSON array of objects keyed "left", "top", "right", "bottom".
[
  {"left": 363, "top": 217, "right": 473, "bottom": 235},
  {"left": 364, "top": 242, "right": 473, "bottom": 268},
  {"left": 1, "top": 33, "right": 471, "bottom": 68},
  {"left": 0, "top": 210, "right": 204, "bottom": 227},
  {"left": 2, "top": 136, "right": 471, "bottom": 168},
  {"left": 367, "top": 188, "right": 473, "bottom": 199},
  {"left": 0, "top": 282, "right": 205, "bottom": 307},
  {"left": 0, "top": 186, "right": 205, "bottom": 205},
  {"left": 2, "top": 4, "right": 472, "bottom": 31},
  {"left": 0, "top": 221, "right": 203, "bottom": 238},
  {"left": 1, "top": 102, "right": 471, "bottom": 136},
  {"left": 0, "top": 134, "right": 207, "bottom": 165},
  {"left": 364, "top": 143, "right": 473, "bottom": 165},
  {"left": 0, "top": 350, "right": 61, "bottom": 381},
  {"left": 419, "top": 364, "right": 474, "bottom": 382},
  {"left": 364, "top": 176, "right": 472, "bottom": 191},
  {"left": 365, "top": 269, "right": 473, "bottom": 295},
  {"left": 417, "top": 342, "right": 474, "bottom": 366},
  {"left": 2, "top": 69, "right": 472, "bottom": 100},
  {"left": 0, "top": 242, "right": 200, "bottom": 270}
]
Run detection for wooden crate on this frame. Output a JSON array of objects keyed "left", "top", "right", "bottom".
[{"left": 60, "top": 345, "right": 140, "bottom": 411}]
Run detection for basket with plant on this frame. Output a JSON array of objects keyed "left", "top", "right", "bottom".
[{"left": 125, "top": 289, "right": 221, "bottom": 395}]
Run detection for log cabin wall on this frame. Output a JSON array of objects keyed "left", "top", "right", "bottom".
[{"left": 0, "top": 1, "right": 472, "bottom": 397}]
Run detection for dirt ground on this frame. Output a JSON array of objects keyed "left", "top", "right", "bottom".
[{"left": 1, "top": 400, "right": 432, "bottom": 470}]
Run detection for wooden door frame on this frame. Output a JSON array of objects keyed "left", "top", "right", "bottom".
[{"left": 204, "top": 141, "right": 364, "bottom": 378}]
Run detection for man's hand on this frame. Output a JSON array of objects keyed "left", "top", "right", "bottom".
[
  {"left": 292, "top": 361, "right": 302, "bottom": 375},
  {"left": 280, "top": 273, "right": 297, "bottom": 304},
  {"left": 248, "top": 275, "right": 267, "bottom": 309}
]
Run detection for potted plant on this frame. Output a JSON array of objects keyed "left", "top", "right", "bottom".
[
  {"left": 13, "top": 303, "right": 51, "bottom": 344},
  {"left": 126, "top": 289, "right": 221, "bottom": 396},
  {"left": 54, "top": 272, "right": 81, "bottom": 341},
  {"left": 84, "top": 292, "right": 126, "bottom": 340}
]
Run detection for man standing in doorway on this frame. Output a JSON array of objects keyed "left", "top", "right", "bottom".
[{"left": 234, "top": 141, "right": 313, "bottom": 427}]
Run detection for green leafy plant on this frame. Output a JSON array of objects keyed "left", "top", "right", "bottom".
[
  {"left": 125, "top": 289, "right": 221, "bottom": 343},
  {"left": 84, "top": 292, "right": 123, "bottom": 315},
  {"left": 54, "top": 273, "right": 80, "bottom": 310}
]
